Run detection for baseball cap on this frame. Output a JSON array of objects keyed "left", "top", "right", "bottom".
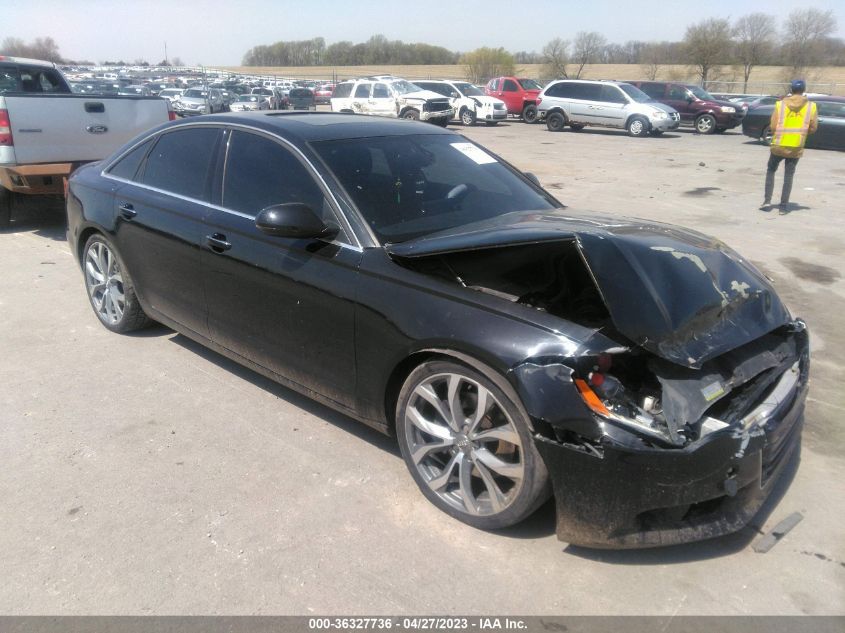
[{"left": 790, "top": 79, "right": 806, "bottom": 93}]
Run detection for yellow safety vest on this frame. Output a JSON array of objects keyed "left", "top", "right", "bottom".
[{"left": 772, "top": 100, "right": 816, "bottom": 149}]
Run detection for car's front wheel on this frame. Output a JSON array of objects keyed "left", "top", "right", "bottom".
[
  {"left": 695, "top": 114, "right": 716, "bottom": 134},
  {"left": 522, "top": 104, "right": 538, "bottom": 123},
  {"left": 761, "top": 125, "right": 773, "bottom": 145},
  {"left": 460, "top": 108, "right": 476, "bottom": 126},
  {"left": 83, "top": 234, "right": 151, "bottom": 333},
  {"left": 396, "top": 360, "right": 550, "bottom": 530},
  {"left": 627, "top": 116, "right": 649, "bottom": 137},
  {"left": 402, "top": 109, "right": 420, "bottom": 121}
]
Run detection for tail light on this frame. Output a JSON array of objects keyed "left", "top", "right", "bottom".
[
  {"left": 0, "top": 109, "right": 13, "bottom": 146},
  {"left": 166, "top": 103, "right": 177, "bottom": 121}
]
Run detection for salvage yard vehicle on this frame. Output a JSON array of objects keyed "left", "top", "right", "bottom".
[
  {"left": 484, "top": 76, "right": 543, "bottom": 123},
  {"left": 627, "top": 81, "right": 746, "bottom": 134},
  {"left": 67, "top": 112, "right": 808, "bottom": 549},
  {"left": 0, "top": 55, "right": 173, "bottom": 228},
  {"left": 287, "top": 87, "right": 316, "bottom": 111},
  {"left": 538, "top": 80, "right": 680, "bottom": 137},
  {"left": 330, "top": 78, "right": 453, "bottom": 125},
  {"left": 229, "top": 94, "right": 270, "bottom": 111},
  {"left": 414, "top": 80, "right": 507, "bottom": 126},
  {"left": 742, "top": 95, "right": 845, "bottom": 151},
  {"left": 174, "top": 87, "right": 225, "bottom": 116}
]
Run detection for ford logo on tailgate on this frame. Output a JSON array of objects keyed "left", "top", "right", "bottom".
[{"left": 86, "top": 125, "right": 108, "bottom": 134}]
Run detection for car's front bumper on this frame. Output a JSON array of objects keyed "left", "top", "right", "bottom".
[
  {"left": 650, "top": 113, "right": 681, "bottom": 131},
  {"left": 534, "top": 357, "right": 808, "bottom": 549},
  {"left": 421, "top": 108, "right": 454, "bottom": 121}
]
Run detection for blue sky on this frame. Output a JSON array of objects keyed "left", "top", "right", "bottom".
[{"left": 4, "top": 0, "right": 843, "bottom": 65}]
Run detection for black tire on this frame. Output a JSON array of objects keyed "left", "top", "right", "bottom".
[
  {"left": 569, "top": 123, "right": 585, "bottom": 131},
  {"left": 460, "top": 108, "right": 476, "bottom": 126},
  {"left": 485, "top": 121, "right": 499, "bottom": 126},
  {"left": 522, "top": 103, "right": 538, "bottom": 123},
  {"left": 0, "top": 186, "right": 12, "bottom": 229},
  {"left": 402, "top": 109, "right": 420, "bottom": 121},
  {"left": 396, "top": 359, "right": 550, "bottom": 531},
  {"left": 694, "top": 113, "right": 716, "bottom": 134},
  {"left": 82, "top": 233, "right": 152, "bottom": 333},
  {"left": 627, "top": 116, "right": 649, "bottom": 137},
  {"left": 545, "top": 111, "right": 566, "bottom": 132}
]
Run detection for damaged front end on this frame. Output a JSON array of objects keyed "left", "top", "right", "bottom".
[{"left": 389, "top": 211, "right": 810, "bottom": 548}]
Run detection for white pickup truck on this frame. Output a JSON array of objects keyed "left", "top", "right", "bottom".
[{"left": 0, "top": 56, "right": 174, "bottom": 227}]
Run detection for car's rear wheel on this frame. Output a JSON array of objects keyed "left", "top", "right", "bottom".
[
  {"left": 83, "top": 234, "right": 151, "bottom": 333},
  {"left": 396, "top": 360, "right": 550, "bottom": 530},
  {"left": 546, "top": 111, "right": 566, "bottom": 132},
  {"left": 522, "top": 104, "right": 538, "bottom": 123},
  {"left": 695, "top": 114, "right": 716, "bottom": 134},
  {"left": 627, "top": 116, "right": 649, "bottom": 137},
  {"left": 460, "top": 108, "right": 476, "bottom": 126}
]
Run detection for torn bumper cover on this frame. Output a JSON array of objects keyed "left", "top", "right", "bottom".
[{"left": 533, "top": 349, "right": 808, "bottom": 549}]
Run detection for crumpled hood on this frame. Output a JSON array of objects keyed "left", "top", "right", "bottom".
[{"left": 387, "top": 210, "right": 792, "bottom": 368}]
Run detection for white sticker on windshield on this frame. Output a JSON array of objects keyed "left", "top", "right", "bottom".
[{"left": 450, "top": 142, "right": 497, "bottom": 165}]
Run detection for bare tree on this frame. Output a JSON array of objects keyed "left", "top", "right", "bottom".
[
  {"left": 541, "top": 38, "right": 569, "bottom": 79},
  {"left": 571, "top": 31, "right": 606, "bottom": 78},
  {"left": 684, "top": 18, "right": 733, "bottom": 86},
  {"left": 782, "top": 9, "right": 837, "bottom": 76},
  {"left": 639, "top": 43, "right": 666, "bottom": 80},
  {"left": 733, "top": 13, "right": 776, "bottom": 92},
  {"left": 1, "top": 36, "right": 62, "bottom": 62}
]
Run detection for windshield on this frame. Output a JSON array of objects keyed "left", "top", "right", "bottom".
[
  {"left": 391, "top": 80, "right": 421, "bottom": 95},
  {"left": 619, "top": 84, "right": 652, "bottom": 103},
  {"left": 238, "top": 95, "right": 258, "bottom": 102},
  {"left": 313, "top": 135, "right": 559, "bottom": 243},
  {"left": 688, "top": 85, "right": 714, "bottom": 100},
  {"left": 184, "top": 89, "right": 207, "bottom": 98},
  {"left": 454, "top": 82, "right": 484, "bottom": 96},
  {"left": 517, "top": 78, "right": 542, "bottom": 91}
]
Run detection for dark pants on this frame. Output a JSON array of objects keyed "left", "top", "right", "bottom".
[{"left": 764, "top": 154, "right": 799, "bottom": 205}]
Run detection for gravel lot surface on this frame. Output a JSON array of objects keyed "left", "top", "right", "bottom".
[{"left": 1, "top": 114, "right": 843, "bottom": 615}]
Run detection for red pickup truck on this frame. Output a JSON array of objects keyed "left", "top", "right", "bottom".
[{"left": 484, "top": 76, "right": 542, "bottom": 122}]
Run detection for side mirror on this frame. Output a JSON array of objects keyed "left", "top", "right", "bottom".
[
  {"left": 450, "top": 91, "right": 460, "bottom": 98},
  {"left": 255, "top": 203, "right": 339, "bottom": 240},
  {"left": 523, "top": 172, "right": 541, "bottom": 187}
]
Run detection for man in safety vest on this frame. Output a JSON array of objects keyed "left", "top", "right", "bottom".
[{"left": 760, "top": 79, "right": 818, "bottom": 211}]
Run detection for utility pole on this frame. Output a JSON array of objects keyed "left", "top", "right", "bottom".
[{"left": 164, "top": 41, "right": 169, "bottom": 67}]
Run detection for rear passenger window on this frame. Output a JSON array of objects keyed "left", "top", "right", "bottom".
[
  {"left": 140, "top": 128, "right": 219, "bottom": 200},
  {"left": 600, "top": 85, "right": 626, "bottom": 104},
  {"left": 222, "top": 131, "right": 328, "bottom": 222},
  {"left": 503, "top": 80, "right": 518, "bottom": 92},
  {"left": 575, "top": 84, "right": 601, "bottom": 100},
  {"left": 108, "top": 139, "right": 153, "bottom": 180},
  {"left": 354, "top": 83, "right": 371, "bottom": 98},
  {"left": 373, "top": 83, "right": 389, "bottom": 98},
  {"left": 333, "top": 83, "right": 352, "bottom": 98},
  {"left": 667, "top": 85, "right": 687, "bottom": 100}
]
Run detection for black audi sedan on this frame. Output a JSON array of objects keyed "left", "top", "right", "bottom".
[{"left": 66, "top": 113, "right": 809, "bottom": 548}]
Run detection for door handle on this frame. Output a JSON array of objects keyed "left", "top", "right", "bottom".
[
  {"left": 206, "top": 233, "right": 232, "bottom": 252},
  {"left": 118, "top": 203, "right": 136, "bottom": 219}
]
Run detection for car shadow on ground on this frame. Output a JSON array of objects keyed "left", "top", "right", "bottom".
[
  {"left": 168, "top": 332, "right": 400, "bottom": 456},
  {"left": 1, "top": 197, "right": 67, "bottom": 241},
  {"left": 562, "top": 441, "right": 803, "bottom": 564},
  {"left": 545, "top": 128, "right": 682, "bottom": 140}
]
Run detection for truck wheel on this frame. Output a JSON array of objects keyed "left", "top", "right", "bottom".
[
  {"left": 627, "top": 116, "right": 649, "bottom": 137},
  {"left": 396, "top": 360, "right": 551, "bottom": 530},
  {"left": 460, "top": 108, "right": 476, "bottom": 126},
  {"left": 402, "top": 109, "right": 420, "bottom": 121},
  {"left": 0, "top": 187, "right": 12, "bottom": 229},
  {"left": 694, "top": 114, "right": 716, "bottom": 134},
  {"left": 522, "top": 104, "right": 538, "bottom": 124},
  {"left": 545, "top": 112, "right": 566, "bottom": 132}
]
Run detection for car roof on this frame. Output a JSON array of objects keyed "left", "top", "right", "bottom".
[
  {"left": 0, "top": 55, "right": 56, "bottom": 68},
  {"left": 168, "top": 112, "right": 455, "bottom": 143}
]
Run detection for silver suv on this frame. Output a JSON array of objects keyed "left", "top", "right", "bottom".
[{"left": 537, "top": 80, "right": 680, "bottom": 137}]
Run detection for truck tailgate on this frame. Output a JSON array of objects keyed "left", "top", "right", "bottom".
[{"left": 1, "top": 94, "right": 169, "bottom": 165}]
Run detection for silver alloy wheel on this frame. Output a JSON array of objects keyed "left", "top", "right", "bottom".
[
  {"left": 461, "top": 108, "right": 475, "bottom": 125},
  {"left": 85, "top": 241, "right": 125, "bottom": 325},
  {"left": 404, "top": 372, "right": 524, "bottom": 516},
  {"left": 696, "top": 115, "right": 715, "bottom": 133},
  {"left": 629, "top": 119, "right": 645, "bottom": 135}
]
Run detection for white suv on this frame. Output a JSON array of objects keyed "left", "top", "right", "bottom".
[
  {"left": 413, "top": 80, "right": 507, "bottom": 126},
  {"left": 331, "top": 78, "right": 454, "bottom": 125},
  {"left": 537, "top": 79, "right": 680, "bottom": 137}
]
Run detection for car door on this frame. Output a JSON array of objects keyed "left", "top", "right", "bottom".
[
  {"left": 202, "top": 128, "right": 362, "bottom": 407},
  {"left": 665, "top": 84, "right": 693, "bottom": 123},
  {"left": 809, "top": 100, "right": 845, "bottom": 150},
  {"left": 500, "top": 78, "right": 520, "bottom": 113},
  {"left": 351, "top": 81, "right": 373, "bottom": 115},
  {"left": 369, "top": 82, "right": 397, "bottom": 117},
  {"left": 597, "top": 85, "right": 629, "bottom": 128},
  {"left": 109, "top": 126, "right": 224, "bottom": 338},
  {"left": 568, "top": 83, "right": 602, "bottom": 124}
]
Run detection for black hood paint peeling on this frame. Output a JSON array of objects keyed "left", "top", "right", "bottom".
[{"left": 387, "top": 210, "right": 791, "bottom": 368}]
